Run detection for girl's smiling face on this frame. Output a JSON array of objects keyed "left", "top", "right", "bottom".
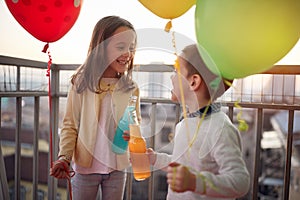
[{"left": 105, "top": 26, "right": 136, "bottom": 77}]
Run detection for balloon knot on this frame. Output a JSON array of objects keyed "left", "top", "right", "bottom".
[
  {"left": 42, "top": 43, "right": 49, "bottom": 53},
  {"left": 164, "top": 20, "right": 172, "bottom": 32}
]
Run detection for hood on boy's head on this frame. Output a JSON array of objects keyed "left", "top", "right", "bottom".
[{"left": 180, "top": 44, "right": 233, "bottom": 100}]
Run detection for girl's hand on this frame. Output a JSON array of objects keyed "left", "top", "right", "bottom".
[
  {"left": 122, "top": 130, "right": 130, "bottom": 141},
  {"left": 49, "top": 159, "right": 71, "bottom": 179},
  {"left": 146, "top": 148, "right": 157, "bottom": 165},
  {"left": 167, "top": 162, "right": 196, "bottom": 193}
]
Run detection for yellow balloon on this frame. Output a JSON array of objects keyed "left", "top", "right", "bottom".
[{"left": 138, "top": 0, "right": 195, "bottom": 19}]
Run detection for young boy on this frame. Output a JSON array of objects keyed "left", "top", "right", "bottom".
[{"left": 148, "top": 44, "right": 250, "bottom": 199}]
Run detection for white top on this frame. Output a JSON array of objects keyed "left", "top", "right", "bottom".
[
  {"left": 155, "top": 111, "right": 250, "bottom": 200},
  {"left": 73, "top": 78, "right": 118, "bottom": 174}
]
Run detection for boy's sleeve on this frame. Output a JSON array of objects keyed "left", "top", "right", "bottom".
[
  {"left": 153, "top": 152, "right": 172, "bottom": 172},
  {"left": 194, "top": 125, "right": 250, "bottom": 198}
]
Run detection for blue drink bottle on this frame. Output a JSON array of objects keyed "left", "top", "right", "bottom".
[{"left": 112, "top": 96, "right": 137, "bottom": 154}]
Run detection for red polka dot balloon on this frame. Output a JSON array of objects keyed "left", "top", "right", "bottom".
[{"left": 5, "top": 0, "right": 82, "bottom": 43}]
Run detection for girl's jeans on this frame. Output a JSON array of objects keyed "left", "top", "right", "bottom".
[{"left": 71, "top": 170, "right": 127, "bottom": 200}]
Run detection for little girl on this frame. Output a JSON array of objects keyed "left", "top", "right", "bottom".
[{"left": 50, "top": 15, "right": 140, "bottom": 200}]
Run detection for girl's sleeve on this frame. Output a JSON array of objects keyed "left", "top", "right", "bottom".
[
  {"left": 194, "top": 125, "right": 250, "bottom": 198},
  {"left": 58, "top": 83, "right": 82, "bottom": 161}
]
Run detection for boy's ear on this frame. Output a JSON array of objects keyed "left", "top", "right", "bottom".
[{"left": 190, "top": 74, "right": 202, "bottom": 91}]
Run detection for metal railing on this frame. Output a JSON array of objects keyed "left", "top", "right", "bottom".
[{"left": 0, "top": 55, "right": 299, "bottom": 200}]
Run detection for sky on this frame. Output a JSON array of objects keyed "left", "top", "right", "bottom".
[{"left": 0, "top": 0, "right": 299, "bottom": 65}]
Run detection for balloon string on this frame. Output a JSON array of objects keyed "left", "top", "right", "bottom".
[
  {"left": 171, "top": 32, "right": 211, "bottom": 158},
  {"left": 171, "top": 32, "right": 187, "bottom": 120},
  {"left": 223, "top": 80, "right": 249, "bottom": 132},
  {"left": 43, "top": 43, "right": 53, "bottom": 168},
  {"left": 171, "top": 32, "right": 192, "bottom": 157},
  {"left": 43, "top": 43, "right": 74, "bottom": 200}
]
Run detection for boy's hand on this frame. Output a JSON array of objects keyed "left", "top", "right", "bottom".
[
  {"left": 146, "top": 148, "right": 157, "bottom": 165},
  {"left": 167, "top": 162, "right": 196, "bottom": 193}
]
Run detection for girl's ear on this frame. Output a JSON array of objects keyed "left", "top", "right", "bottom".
[{"left": 190, "top": 74, "right": 202, "bottom": 91}]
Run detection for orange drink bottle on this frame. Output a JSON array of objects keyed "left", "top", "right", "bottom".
[{"left": 129, "top": 124, "right": 151, "bottom": 181}]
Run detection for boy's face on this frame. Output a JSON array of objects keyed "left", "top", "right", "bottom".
[{"left": 170, "top": 57, "right": 191, "bottom": 103}]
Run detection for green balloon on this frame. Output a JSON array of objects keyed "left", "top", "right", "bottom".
[{"left": 195, "top": 0, "right": 300, "bottom": 79}]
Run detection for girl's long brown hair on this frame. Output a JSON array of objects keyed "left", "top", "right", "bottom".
[{"left": 71, "top": 16, "right": 137, "bottom": 93}]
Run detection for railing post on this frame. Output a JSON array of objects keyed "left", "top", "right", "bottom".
[
  {"left": 0, "top": 139, "right": 9, "bottom": 200},
  {"left": 15, "top": 97, "right": 22, "bottom": 200},
  {"left": 14, "top": 65, "right": 21, "bottom": 200},
  {"left": 32, "top": 97, "right": 40, "bottom": 200},
  {"left": 0, "top": 98, "right": 7, "bottom": 199},
  {"left": 252, "top": 108, "right": 264, "bottom": 199},
  {"left": 148, "top": 102, "right": 157, "bottom": 200},
  {"left": 48, "top": 65, "right": 59, "bottom": 200},
  {"left": 125, "top": 172, "right": 133, "bottom": 200},
  {"left": 282, "top": 110, "right": 294, "bottom": 199}
]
